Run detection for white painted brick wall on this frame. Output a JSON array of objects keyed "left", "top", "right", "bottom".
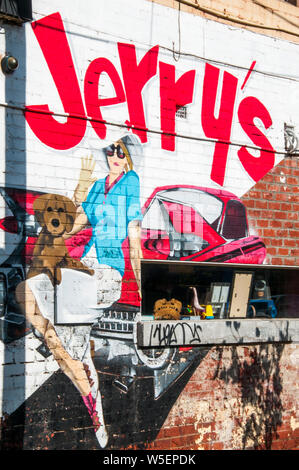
[{"left": 0, "top": 0, "right": 298, "bottom": 419}]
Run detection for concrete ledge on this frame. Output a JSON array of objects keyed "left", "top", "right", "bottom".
[{"left": 137, "top": 318, "right": 299, "bottom": 348}]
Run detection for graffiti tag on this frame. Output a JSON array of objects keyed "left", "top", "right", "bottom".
[{"left": 148, "top": 321, "right": 204, "bottom": 347}]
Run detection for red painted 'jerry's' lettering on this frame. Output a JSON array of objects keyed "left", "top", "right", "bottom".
[
  {"left": 25, "top": 12, "right": 86, "bottom": 150},
  {"left": 118, "top": 43, "right": 159, "bottom": 143},
  {"left": 84, "top": 58, "right": 126, "bottom": 140},
  {"left": 25, "top": 12, "right": 277, "bottom": 187},
  {"left": 201, "top": 64, "right": 238, "bottom": 186},
  {"left": 159, "top": 62, "right": 195, "bottom": 151},
  {"left": 237, "top": 97, "right": 275, "bottom": 182}
]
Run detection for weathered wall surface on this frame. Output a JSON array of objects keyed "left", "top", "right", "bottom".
[
  {"left": 151, "top": 344, "right": 298, "bottom": 450},
  {"left": 152, "top": 0, "right": 299, "bottom": 44},
  {"left": 242, "top": 157, "right": 299, "bottom": 266},
  {"left": 0, "top": 0, "right": 298, "bottom": 450}
]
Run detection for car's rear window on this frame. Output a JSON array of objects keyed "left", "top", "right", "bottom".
[{"left": 157, "top": 189, "right": 223, "bottom": 228}]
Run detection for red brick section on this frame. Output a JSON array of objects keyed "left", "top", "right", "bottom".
[
  {"left": 125, "top": 159, "right": 299, "bottom": 451},
  {"left": 241, "top": 157, "right": 299, "bottom": 266},
  {"left": 130, "top": 344, "right": 298, "bottom": 450}
]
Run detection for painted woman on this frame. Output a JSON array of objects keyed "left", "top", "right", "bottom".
[{"left": 16, "top": 134, "right": 143, "bottom": 448}]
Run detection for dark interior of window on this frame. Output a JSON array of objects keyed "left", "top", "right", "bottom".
[
  {"left": 141, "top": 261, "right": 299, "bottom": 320},
  {"left": 283, "top": 0, "right": 297, "bottom": 6},
  {"left": 221, "top": 200, "right": 247, "bottom": 239}
]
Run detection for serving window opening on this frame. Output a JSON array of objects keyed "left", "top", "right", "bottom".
[{"left": 141, "top": 261, "right": 299, "bottom": 321}]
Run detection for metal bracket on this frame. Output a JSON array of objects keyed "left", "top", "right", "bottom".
[{"left": 284, "top": 124, "right": 299, "bottom": 156}]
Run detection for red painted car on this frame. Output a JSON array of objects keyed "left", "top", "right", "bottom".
[
  {"left": 140, "top": 185, "right": 266, "bottom": 264},
  {"left": 0, "top": 185, "right": 266, "bottom": 337},
  {"left": 119, "top": 185, "right": 266, "bottom": 305}
]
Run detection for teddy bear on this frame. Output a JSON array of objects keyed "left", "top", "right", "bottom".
[{"left": 154, "top": 298, "right": 182, "bottom": 320}]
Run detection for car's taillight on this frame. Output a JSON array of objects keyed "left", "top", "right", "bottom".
[
  {"left": 0, "top": 216, "right": 18, "bottom": 233},
  {"left": 0, "top": 273, "right": 7, "bottom": 317}
]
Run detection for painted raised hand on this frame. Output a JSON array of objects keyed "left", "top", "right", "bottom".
[{"left": 74, "top": 155, "right": 97, "bottom": 205}]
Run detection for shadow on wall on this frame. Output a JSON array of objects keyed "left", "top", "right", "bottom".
[
  {"left": 213, "top": 343, "right": 285, "bottom": 450},
  {"left": 0, "top": 348, "right": 210, "bottom": 449},
  {"left": 0, "top": 17, "right": 27, "bottom": 448}
]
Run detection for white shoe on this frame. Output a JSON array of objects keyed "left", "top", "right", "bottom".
[
  {"left": 82, "top": 391, "right": 109, "bottom": 448},
  {"left": 94, "top": 391, "right": 109, "bottom": 448},
  {"left": 95, "top": 421, "right": 109, "bottom": 448}
]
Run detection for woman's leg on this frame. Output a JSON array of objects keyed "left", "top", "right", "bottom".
[
  {"left": 15, "top": 280, "right": 91, "bottom": 397},
  {"left": 16, "top": 279, "right": 108, "bottom": 446},
  {"left": 82, "top": 336, "right": 109, "bottom": 448}
]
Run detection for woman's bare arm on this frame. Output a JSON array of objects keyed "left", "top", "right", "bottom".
[
  {"left": 64, "top": 205, "right": 89, "bottom": 240},
  {"left": 128, "top": 220, "right": 143, "bottom": 298},
  {"left": 65, "top": 156, "right": 96, "bottom": 240}
]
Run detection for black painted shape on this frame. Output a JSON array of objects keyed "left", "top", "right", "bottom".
[
  {"left": 1, "top": 370, "right": 99, "bottom": 450},
  {"left": 1, "top": 347, "right": 210, "bottom": 450},
  {"left": 100, "top": 348, "right": 210, "bottom": 449}
]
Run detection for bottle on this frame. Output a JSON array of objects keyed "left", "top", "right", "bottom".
[{"left": 190, "top": 287, "right": 205, "bottom": 318}]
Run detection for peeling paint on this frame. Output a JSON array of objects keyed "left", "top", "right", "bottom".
[{"left": 290, "top": 416, "right": 299, "bottom": 431}]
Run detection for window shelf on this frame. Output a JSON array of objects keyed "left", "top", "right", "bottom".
[
  {"left": 137, "top": 318, "right": 299, "bottom": 348},
  {"left": 140, "top": 260, "right": 299, "bottom": 347}
]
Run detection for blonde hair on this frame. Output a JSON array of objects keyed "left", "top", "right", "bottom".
[{"left": 118, "top": 140, "right": 133, "bottom": 172}]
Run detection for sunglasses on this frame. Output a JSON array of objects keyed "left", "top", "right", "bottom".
[{"left": 105, "top": 144, "right": 126, "bottom": 159}]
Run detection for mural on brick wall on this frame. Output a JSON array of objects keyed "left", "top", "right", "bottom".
[{"left": 1, "top": 0, "right": 297, "bottom": 449}]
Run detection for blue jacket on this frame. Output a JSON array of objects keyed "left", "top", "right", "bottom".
[{"left": 82, "top": 170, "right": 142, "bottom": 276}]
